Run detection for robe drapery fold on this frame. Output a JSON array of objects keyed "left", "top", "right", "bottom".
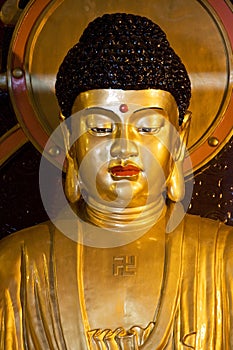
[{"left": 0, "top": 215, "right": 233, "bottom": 349}]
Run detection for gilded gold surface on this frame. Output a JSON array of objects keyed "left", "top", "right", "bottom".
[
  {"left": 1, "top": 85, "right": 233, "bottom": 348},
  {"left": 7, "top": 0, "right": 232, "bottom": 172},
  {"left": 1, "top": 2, "right": 233, "bottom": 349},
  {"left": 1, "top": 215, "right": 233, "bottom": 349},
  {"left": 71, "top": 89, "right": 189, "bottom": 214},
  {"left": 73, "top": 89, "right": 179, "bottom": 128}
]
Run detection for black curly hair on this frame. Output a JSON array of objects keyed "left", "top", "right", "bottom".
[{"left": 55, "top": 13, "right": 191, "bottom": 125}]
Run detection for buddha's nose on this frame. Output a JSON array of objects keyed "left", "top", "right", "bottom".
[{"left": 110, "top": 126, "right": 138, "bottom": 159}]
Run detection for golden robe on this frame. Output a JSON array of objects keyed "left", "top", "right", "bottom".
[{"left": 0, "top": 214, "right": 233, "bottom": 349}]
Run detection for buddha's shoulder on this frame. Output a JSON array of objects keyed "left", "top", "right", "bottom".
[
  {"left": 183, "top": 213, "right": 233, "bottom": 247},
  {"left": 0, "top": 222, "right": 76, "bottom": 289},
  {"left": 0, "top": 221, "right": 68, "bottom": 268},
  {"left": 183, "top": 213, "right": 233, "bottom": 231},
  {"left": 0, "top": 220, "right": 76, "bottom": 260},
  {"left": 0, "top": 221, "right": 53, "bottom": 250}
]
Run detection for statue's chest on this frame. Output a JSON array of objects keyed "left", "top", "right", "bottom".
[{"left": 82, "top": 233, "right": 165, "bottom": 330}]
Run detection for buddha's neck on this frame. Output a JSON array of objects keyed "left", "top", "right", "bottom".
[{"left": 83, "top": 196, "right": 166, "bottom": 230}]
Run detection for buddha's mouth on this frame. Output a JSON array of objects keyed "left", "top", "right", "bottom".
[{"left": 109, "top": 164, "right": 142, "bottom": 180}]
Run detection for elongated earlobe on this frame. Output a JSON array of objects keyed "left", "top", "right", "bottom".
[
  {"left": 167, "top": 161, "right": 185, "bottom": 202},
  {"left": 167, "top": 111, "right": 192, "bottom": 202},
  {"left": 59, "top": 111, "right": 80, "bottom": 203},
  {"left": 65, "top": 153, "right": 80, "bottom": 203}
]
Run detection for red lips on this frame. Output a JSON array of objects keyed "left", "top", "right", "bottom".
[{"left": 110, "top": 165, "right": 141, "bottom": 177}]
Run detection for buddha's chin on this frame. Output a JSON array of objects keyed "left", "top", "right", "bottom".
[{"left": 94, "top": 178, "right": 149, "bottom": 209}]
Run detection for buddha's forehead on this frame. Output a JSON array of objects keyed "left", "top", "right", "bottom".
[{"left": 72, "top": 89, "right": 179, "bottom": 127}]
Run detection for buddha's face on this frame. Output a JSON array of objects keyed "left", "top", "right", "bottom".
[{"left": 71, "top": 89, "right": 181, "bottom": 209}]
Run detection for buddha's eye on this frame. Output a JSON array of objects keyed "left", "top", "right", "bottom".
[
  {"left": 134, "top": 109, "right": 165, "bottom": 135},
  {"left": 137, "top": 127, "right": 161, "bottom": 135},
  {"left": 86, "top": 112, "right": 114, "bottom": 136},
  {"left": 89, "top": 126, "right": 113, "bottom": 136}
]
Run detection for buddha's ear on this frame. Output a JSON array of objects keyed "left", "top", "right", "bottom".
[
  {"left": 175, "top": 111, "right": 192, "bottom": 162},
  {"left": 59, "top": 111, "right": 81, "bottom": 203},
  {"left": 167, "top": 111, "right": 192, "bottom": 202},
  {"left": 65, "top": 146, "right": 80, "bottom": 203}
]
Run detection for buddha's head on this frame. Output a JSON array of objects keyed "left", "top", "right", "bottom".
[{"left": 55, "top": 13, "right": 191, "bottom": 214}]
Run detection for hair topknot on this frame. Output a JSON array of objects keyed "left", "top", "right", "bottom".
[{"left": 55, "top": 13, "right": 191, "bottom": 124}]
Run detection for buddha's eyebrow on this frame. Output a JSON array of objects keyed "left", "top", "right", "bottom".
[
  {"left": 85, "top": 107, "right": 113, "bottom": 114},
  {"left": 83, "top": 107, "right": 118, "bottom": 120},
  {"left": 133, "top": 107, "right": 164, "bottom": 114}
]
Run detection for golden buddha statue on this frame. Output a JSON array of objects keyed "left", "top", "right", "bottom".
[{"left": 0, "top": 13, "right": 233, "bottom": 349}]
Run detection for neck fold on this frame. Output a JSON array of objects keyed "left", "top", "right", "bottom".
[{"left": 84, "top": 197, "right": 167, "bottom": 231}]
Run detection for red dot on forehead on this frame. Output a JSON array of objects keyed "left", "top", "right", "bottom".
[{"left": 119, "top": 104, "right": 128, "bottom": 113}]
